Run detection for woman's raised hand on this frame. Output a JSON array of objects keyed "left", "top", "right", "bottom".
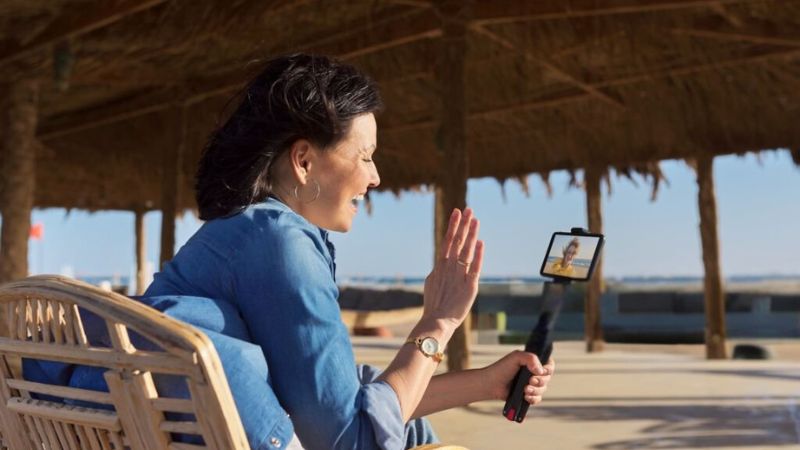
[{"left": 422, "top": 208, "right": 484, "bottom": 329}]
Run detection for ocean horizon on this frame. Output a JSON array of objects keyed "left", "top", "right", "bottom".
[{"left": 76, "top": 273, "right": 800, "bottom": 288}]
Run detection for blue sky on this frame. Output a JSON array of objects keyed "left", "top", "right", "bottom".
[{"left": 23, "top": 149, "right": 800, "bottom": 280}]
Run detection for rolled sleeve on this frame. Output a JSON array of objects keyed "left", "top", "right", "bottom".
[{"left": 360, "top": 380, "right": 405, "bottom": 450}]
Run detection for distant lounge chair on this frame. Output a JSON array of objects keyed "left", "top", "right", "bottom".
[{"left": 0, "top": 276, "right": 467, "bottom": 450}]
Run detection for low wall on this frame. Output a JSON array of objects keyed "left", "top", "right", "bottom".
[{"left": 339, "top": 285, "right": 800, "bottom": 343}]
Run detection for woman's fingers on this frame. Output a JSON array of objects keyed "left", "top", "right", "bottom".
[
  {"left": 528, "top": 373, "right": 552, "bottom": 386},
  {"left": 437, "top": 208, "right": 483, "bottom": 267},
  {"left": 439, "top": 209, "right": 461, "bottom": 261},
  {"left": 544, "top": 358, "right": 555, "bottom": 375},
  {"left": 448, "top": 208, "right": 473, "bottom": 260},
  {"left": 458, "top": 218, "right": 480, "bottom": 265},
  {"left": 524, "top": 385, "right": 547, "bottom": 396},
  {"left": 467, "top": 240, "right": 484, "bottom": 279},
  {"left": 525, "top": 395, "right": 543, "bottom": 405},
  {"left": 519, "top": 352, "right": 544, "bottom": 375},
  {"left": 524, "top": 382, "right": 547, "bottom": 404},
  {"left": 524, "top": 355, "right": 553, "bottom": 405}
]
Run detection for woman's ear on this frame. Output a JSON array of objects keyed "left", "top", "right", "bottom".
[{"left": 288, "top": 139, "right": 314, "bottom": 182}]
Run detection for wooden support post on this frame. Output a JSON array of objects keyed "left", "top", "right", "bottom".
[
  {"left": 134, "top": 209, "right": 147, "bottom": 295},
  {"left": 158, "top": 107, "right": 185, "bottom": 269},
  {"left": 0, "top": 80, "right": 38, "bottom": 338},
  {"left": 435, "top": 0, "right": 472, "bottom": 372},
  {"left": 694, "top": 156, "right": 727, "bottom": 359},
  {"left": 0, "top": 80, "right": 39, "bottom": 286},
  {"left": 584, "top": 167, "right": 605, "bottom": 352}
]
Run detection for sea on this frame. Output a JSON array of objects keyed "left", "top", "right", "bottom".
[{"left": 77, "top": 274, "right": 800, "bottom": 293}]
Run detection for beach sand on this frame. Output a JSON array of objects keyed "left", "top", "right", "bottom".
[{"left": 352, "top": 337, "right": 800, "bottom": 450}]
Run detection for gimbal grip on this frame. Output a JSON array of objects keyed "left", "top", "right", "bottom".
[{"left": 502, "top": 342, "right": 552, "bottom": 423}]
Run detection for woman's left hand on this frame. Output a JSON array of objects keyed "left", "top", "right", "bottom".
[{"left": 482, "top": 350, "right": 555, "bottom": 405}]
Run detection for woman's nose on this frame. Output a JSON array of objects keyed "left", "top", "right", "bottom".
[{"left": 369, "top": 166, "right": 381, "bottom": 188}]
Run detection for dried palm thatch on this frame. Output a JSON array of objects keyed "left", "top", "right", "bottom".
[{"left": 1, "top": 0, "right": 799, "bottom": 212}]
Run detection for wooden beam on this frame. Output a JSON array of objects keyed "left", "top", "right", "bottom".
[
  {"left": 40, "top": 87, "right": 177, "bottom": 140},
  {"left": 473, "top": 0, "right": 759, "bottom": 26},
  {"left": 469, "top": 91, "right": 591, "bottom": 120},
  {"left": 599, "top": 47, "right": 800, "bottom": 87},
  {"left": 38, "top": 7, "right": 440, "bottom": 140},
  {"left": 337, "top": 28, "right": 441, "bottom": 60},
  {"left": 382, "top": 90, "right": 591, "bottom": 135},
  {"left": 694, "top": 156, "right": 727, "bottom": 359},
  {"left": 385, "top": 0, "right": 433, "bottom": 7},
  {"left": 159, "top": 107, "right": 185, "bottom": 269},
  {"left": 0, "top": 0, "right": 168, "bottom": 66},
  {"left": 672, "top": 27, "right": 800, "bottom": 48},
  {"left": 584, "top": 167, "right": 605, "bottom": 353},
  {"left": 135, "top": 209, "right": 147, "bottom": 295},
  {"left": 434, "top": 0, "right": 472, "bottom": 372},
  {"left": 470, "top": 24, "right": 625, "bottom": 109}
]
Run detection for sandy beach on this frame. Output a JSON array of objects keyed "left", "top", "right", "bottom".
[{"left": 352, "top": 337, "right": 800, "bottom": 450}]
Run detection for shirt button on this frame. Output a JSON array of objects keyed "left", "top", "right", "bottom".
[{"left": 270, "top": 437, "right": 282, "bottom": 448}]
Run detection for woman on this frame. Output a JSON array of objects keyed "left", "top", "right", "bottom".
[
  {"left": 549, "top": 238, "right": 580, "bottom": 277},
  {"left": 145, "top": 54, "right": 554, "bottom": 450}
]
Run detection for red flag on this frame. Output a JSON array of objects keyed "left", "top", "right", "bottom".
[{"left": 29, "top": 223, "right": 43, "bottom": 241}]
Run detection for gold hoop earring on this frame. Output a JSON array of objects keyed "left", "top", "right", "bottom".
[{"left": 293, "top": 179, "right": 321, "bottom": 203}]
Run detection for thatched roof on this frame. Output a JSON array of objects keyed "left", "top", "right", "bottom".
[{"left": 2, "top": 0, "right": 799, "bottom": 211}]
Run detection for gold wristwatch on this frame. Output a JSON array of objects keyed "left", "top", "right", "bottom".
[{"left": 406, "top": 336, "right": 444, "bottom": 363}]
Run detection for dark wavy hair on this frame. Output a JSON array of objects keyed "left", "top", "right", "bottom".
[{"left": 195, "top": 54, "right": 383, "bottom": 220}]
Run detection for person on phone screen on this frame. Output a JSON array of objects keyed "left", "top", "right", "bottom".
[
  {"left": 549, "top": 237, "right": 580, "bottom": 277},
  {"left": 139, "top": 55, "right": 555, "bottom": 449}
]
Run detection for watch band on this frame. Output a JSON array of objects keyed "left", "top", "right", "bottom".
[{"left": 405, "top": 336, "right": 444, "bottom": 363}]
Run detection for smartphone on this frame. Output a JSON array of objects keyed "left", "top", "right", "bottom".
[{"left": 539, "top": 230, "right": 604, "bottom": 282}]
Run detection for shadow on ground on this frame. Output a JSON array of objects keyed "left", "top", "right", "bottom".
[
  {"left": 465, "top": 403, "right": 800, "bottom": 448},
  {"left": 553, "top": 368, "right": 800, "bottom": 383}
]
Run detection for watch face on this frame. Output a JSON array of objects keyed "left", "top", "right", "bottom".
[{"left": 421, "top": 337, "right": 438, "bottom": 356}]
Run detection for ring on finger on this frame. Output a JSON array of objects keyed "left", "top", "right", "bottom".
[{"left": 457, "top": 259, "right": 471, "bottom": 267}]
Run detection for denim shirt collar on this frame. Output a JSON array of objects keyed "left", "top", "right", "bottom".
[{"left": 261, "top": 196, "right": 337, "bottom": 280}]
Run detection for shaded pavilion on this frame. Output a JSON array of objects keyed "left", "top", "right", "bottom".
[{"left": 2, "top": 0, "right": 800, "bottom": 369}]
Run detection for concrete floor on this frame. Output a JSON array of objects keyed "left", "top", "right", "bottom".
[{"left": 352, "top": 338, "right": 800, "bottom": 450}]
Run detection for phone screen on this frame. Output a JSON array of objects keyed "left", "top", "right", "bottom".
[{"left": 540, "top": 232, "right": 604, "bottom": 281}]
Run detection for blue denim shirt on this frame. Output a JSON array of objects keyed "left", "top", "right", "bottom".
[{"left": 145, "top": 198, "right": 407, "bottom": 450}]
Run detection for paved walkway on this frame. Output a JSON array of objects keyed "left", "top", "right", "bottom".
[{"left": 352, "top": 338, "right": 800, "bottom": 450}]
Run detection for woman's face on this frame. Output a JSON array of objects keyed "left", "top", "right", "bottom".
[
  {"left": 306, "top": 113, "right": 380, "bottom": 232},
  {"left": 563, "top": 245, "right": 578, "bottom": 266}
]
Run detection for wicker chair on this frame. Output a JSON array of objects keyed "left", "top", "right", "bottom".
[
  {"left": 0, "top": 275, "right": 248, "bottom": 450},
  {"left": 0, "top": 276, "right": 467, "bottom": 450}
]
